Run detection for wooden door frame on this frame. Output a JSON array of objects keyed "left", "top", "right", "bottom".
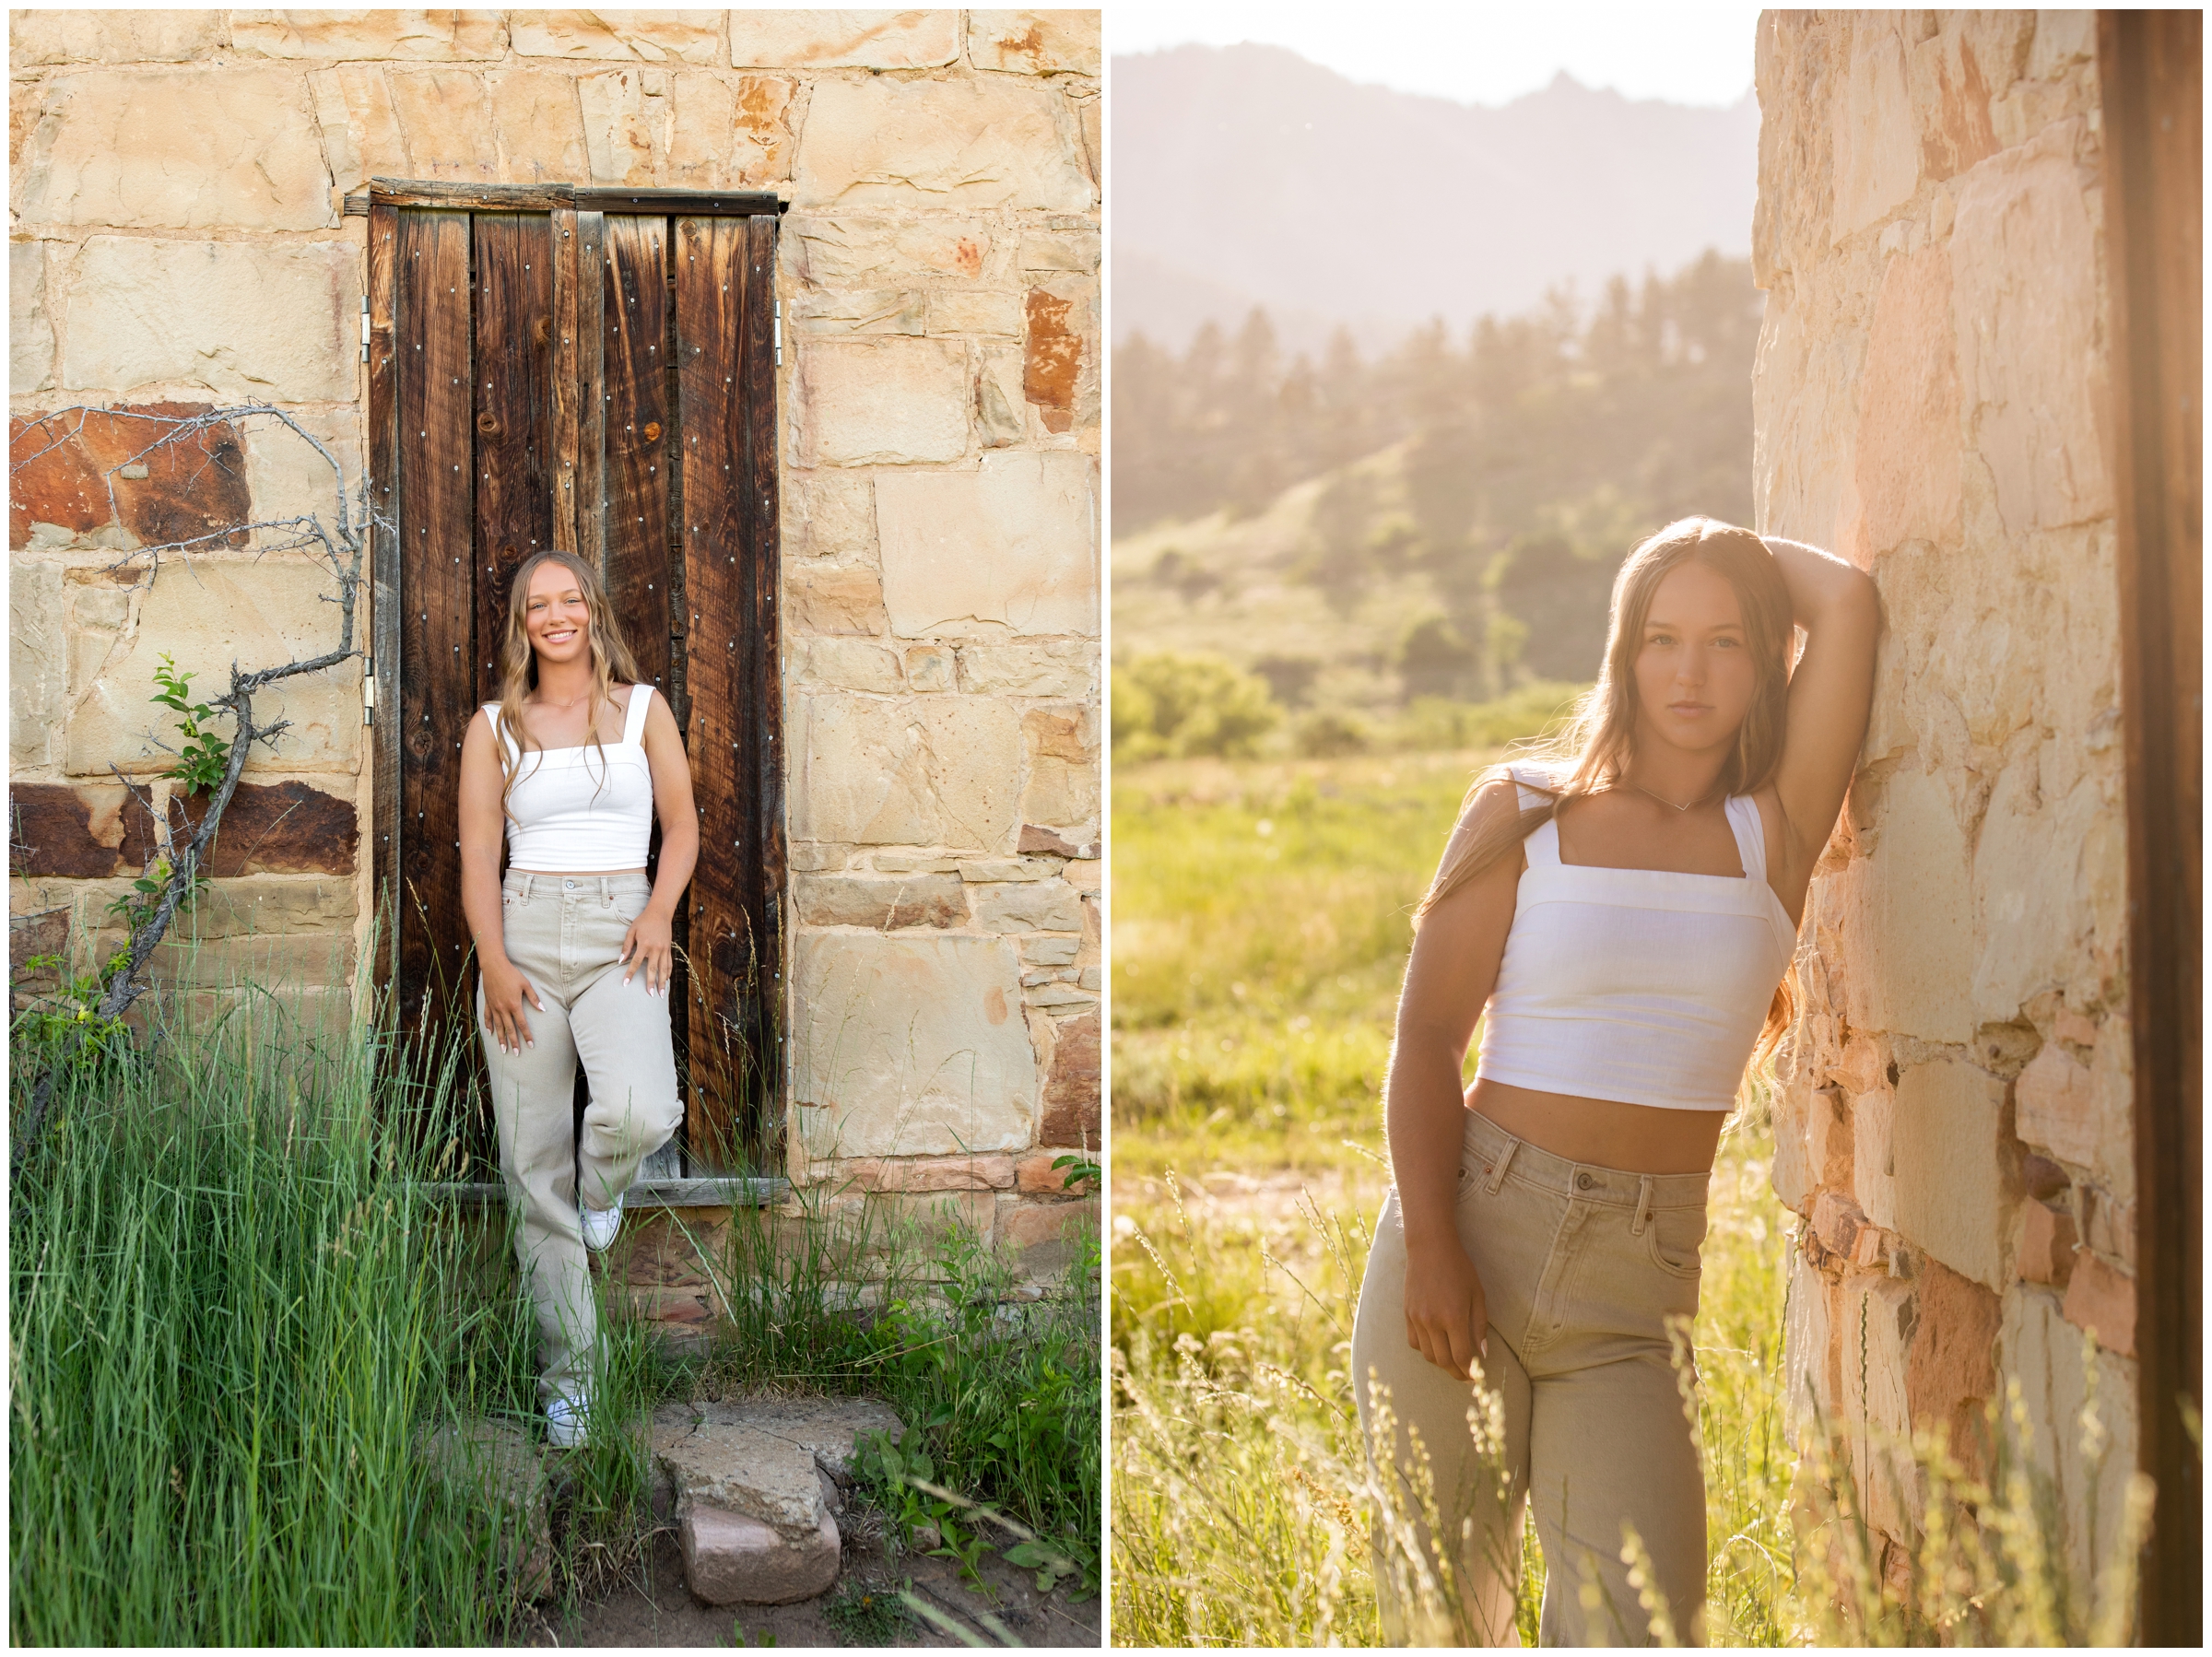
[{"left": 363, "top": 180, "right": 789, "bottom": 1172}]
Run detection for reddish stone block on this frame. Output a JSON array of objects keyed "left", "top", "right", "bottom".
[
  {"left": 2017, "top": 1199, "right": 2077, "bottom": 1287},
  {"left": 1905, "top": 1254, "right": 2001, "bottom": 1479},
  {"left": 1015, "top": 1150, "right": 1069, "bottom": 1193},
  {"left": 681, "top": 1505, "right": 840, "bottom": 1605},
  {"left": 1021, "top": 287, "right": 1080, "bottom": 433},
  {"left": 830, "top": 1155, "right": 1015, "bottom": 1193},
  {"left": 8, "top": 781, "right": 164, "bottom": 876},
  {"left": 1000, "top": 1195, "right": 1097, "bottom": 1251},
  {"left": 10, "top": 405, "right": 251, "bottom": 552},
  {"left": 1039, "top": 1009, "right": 1099, "bottom": 1146},
  {"left": 1018, "top": 823, "right": 1094, "bottom": 858},
  {"left": 2060, "top": 1251, "right": 2136, "bottom": 1358},
  {"left": 174, "top": 781, "right": 359, "bottom": 876}
]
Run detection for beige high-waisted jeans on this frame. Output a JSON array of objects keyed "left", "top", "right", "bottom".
[
  {"left": 1349, "top": 1107, "right": 1712, "bottom": 1646},
  {"left": 477, "top": 870, "right": 684, "bottom": 1404}
]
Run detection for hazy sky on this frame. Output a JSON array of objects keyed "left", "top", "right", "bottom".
[{"left": 1108, "top": 3, "right": 1765, "bottom": 108}]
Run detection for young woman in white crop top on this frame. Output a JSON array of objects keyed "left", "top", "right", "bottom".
[
  {"left": 1348, "top": 518, "right": 1877, "bottom": 1644},
  {"left": 457, "top": 549, "right": 699, "bottom": 1449}
]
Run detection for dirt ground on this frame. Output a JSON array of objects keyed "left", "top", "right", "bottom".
[{"left": 511, "top": 1521, "right": 1100, "bottom": 1648}]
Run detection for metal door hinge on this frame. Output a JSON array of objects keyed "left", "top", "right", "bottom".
[
  {"left": 363, "top": 656, "right": 376, "bottom": 724},
  {"left": 360, "top": 296, "right": 371, "bottom": 363},
  {"left": 773, "top": 299, "right": 782, "bottom": 367}
]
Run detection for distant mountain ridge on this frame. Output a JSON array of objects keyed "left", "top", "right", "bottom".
[{"left": 1112, "top": 43, "right": 1759, "bottom": 352}]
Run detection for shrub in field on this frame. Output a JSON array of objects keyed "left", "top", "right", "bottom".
[
  {"left": 1112, "top": 652, "right": 1283, "bottom": 761},
  {"left": 1294, "top": 706, "right": 1372, "bottom": 758}
]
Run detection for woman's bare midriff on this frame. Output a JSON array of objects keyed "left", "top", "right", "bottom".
[
  {"left": 1464, "top": 1076, "right": 1726, "bottom": 1175},
  {"left": 512, "top": 866, "right": 648, "bottom": 877}
]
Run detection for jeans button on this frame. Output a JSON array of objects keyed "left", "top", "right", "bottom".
[{"left": 1576, "top": 1171, "right": 1593, "bottom": 1190}]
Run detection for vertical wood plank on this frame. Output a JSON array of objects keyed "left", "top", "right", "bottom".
[
  {"left": 675, "top": 214, "right": 754, "bottom": 1168},
  {"left": 2100, "top": 11, "right": 2203, "bottom": 1644},
  {"left": 367, "top": 202, "right": 401, "bottom": 1000},
  {"left": 470, "top": 213, "right": 557, "bottom": 704},
  {"left": 575, "top": 210, "right": 608, "bottom": 572},
  {"left": 548, "top": 206, "right": 582, "bottom": 557},
  {"left": 601, "top": 214, "right": 672, "bottom": 695},
  {"left": 394, "top": 207, "right": 476, "bottom": 1043},
  {"left": 743, "top": 212, "right": 785, "bottom": 1167}
]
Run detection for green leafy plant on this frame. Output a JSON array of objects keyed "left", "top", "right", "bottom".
[
  {"left": 7, "top": 951, "right": 132, "bottom": 1084},
  {"left": 821, "top": 1578, "right": 913, "bottom": 1643},
  {"left": 106, "top": 852, "right": 205, "bottom": 935},
  {"left": 853, "top": 1428, "right": 987, "bottom": 1579},
  {"left": 1052, "top": 1150, "right": 1100, "bottom": 1193},
  {"left": 150, "top": 653, "right": 232, "bottom": 793}
]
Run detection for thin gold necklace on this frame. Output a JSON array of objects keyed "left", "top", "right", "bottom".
[{"left": 1627, "top": 778, "right": 1722, "bottom": 813}]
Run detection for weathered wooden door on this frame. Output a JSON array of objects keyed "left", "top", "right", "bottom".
[{"left": 363, "top": 182, "right": 783, "bottom": 1171}]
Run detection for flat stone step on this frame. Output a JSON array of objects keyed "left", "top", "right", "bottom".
[{"left": 651, "top": 1396, "right": 906, "bottom": 1606}]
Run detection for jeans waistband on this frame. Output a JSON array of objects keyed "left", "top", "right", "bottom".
[
  {"left": 1462, "top": 1106, "right": 1710, "bottom": 1209},
  {"left": 501, "top": 870, "right": 653, "bottom": 900}
]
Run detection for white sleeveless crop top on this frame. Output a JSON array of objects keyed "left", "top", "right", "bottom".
[
  {"left": 1474, "top": 767, "right": 1799, "bottom": 1111},
  {"left": 488, "top": 686, "right": 656, "bottom": 872}
]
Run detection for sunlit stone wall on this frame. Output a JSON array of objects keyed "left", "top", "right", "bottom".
[
  {"left": 8, "top": 10, "right": 1101, "bottom": 1269},
  {"left": 1751, "top": 7, "right": 2136, "bottom": 1601}
]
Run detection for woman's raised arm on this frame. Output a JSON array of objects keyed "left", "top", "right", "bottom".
[{"left": 1761, "top": 535, "right": 1879, "bottom": 889}]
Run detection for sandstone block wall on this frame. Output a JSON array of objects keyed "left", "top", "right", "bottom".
[
  {"left": 9, "top": 10, "right": 1101, "bottom": 1259},
  {"left": 1752, "top": 10, "right": 2135, "bottom": 1595}
]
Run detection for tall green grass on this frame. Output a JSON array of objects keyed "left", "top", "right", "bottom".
[
  {"left": 670, "top": 1195, "right": 1104, "bottom": 1583},
  {"left": 9, "top": 991, "right": 540, "bottom": 1644},
  {"left": 12, "top": 958, "right": 1102, "bottom": 1640}
]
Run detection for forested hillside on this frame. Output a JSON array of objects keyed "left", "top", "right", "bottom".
[{"left": 1111, "top": 250, "right": 1761, "bottom": 737}]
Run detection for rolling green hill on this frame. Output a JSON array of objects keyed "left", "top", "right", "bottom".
[{"left": 1110, "top": 251, "right": 1760, "bottom": 754}]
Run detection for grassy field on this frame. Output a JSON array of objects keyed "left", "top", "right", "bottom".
[{"left": 1109, "top": 749, "right": 1802, "bottom": 1644}]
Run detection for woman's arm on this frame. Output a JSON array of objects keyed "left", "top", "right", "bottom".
[
  {"left": 459, "top": 709, "right": 542, "bottom": 1052},
  {"left": 1384, "top": 776, "right": 1524, "bottom": 1380},
  {"left": 625, "top": 688, "right": 698, "bottom": 994},
  {"left": 1761, "top": 535, "right": 1879, "bottom": 890}
]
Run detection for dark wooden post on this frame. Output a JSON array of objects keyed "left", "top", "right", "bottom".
[{"left": 2098, "top": 9, "right": 2202, "bottom": 1644}]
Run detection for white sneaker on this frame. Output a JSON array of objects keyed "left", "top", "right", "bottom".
[
  {"left": 545, "top": 1391, "right": 592, "bottom": 1450},
  {"left": 580, "top": 1191, "right": 625, "bottom": 1252}
]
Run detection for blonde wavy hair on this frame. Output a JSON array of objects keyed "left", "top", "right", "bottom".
[
  {"left": 1418, "top": 515, "right": 1799, "bottom": 1070},
  {"left": 491, "top": 549, "right": 643, "bottom": 822}
]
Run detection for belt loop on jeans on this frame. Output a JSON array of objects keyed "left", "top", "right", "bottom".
[
  {"left": 599, "top": 876, "right": 612, "bottom": 905},
  {"left": 1633, "top": 1174, "right": 1654, "bottom": 1236},
  {"left": 1484, "top": 1136, "right": 1519, "bottom": 1194},
  {"left": 518, "top": 872, "right": 535, "bottom": 901}
]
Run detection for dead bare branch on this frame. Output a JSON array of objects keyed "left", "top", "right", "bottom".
[{"left": 11, "top": 403, "right": 375, "bottom": 1181}]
